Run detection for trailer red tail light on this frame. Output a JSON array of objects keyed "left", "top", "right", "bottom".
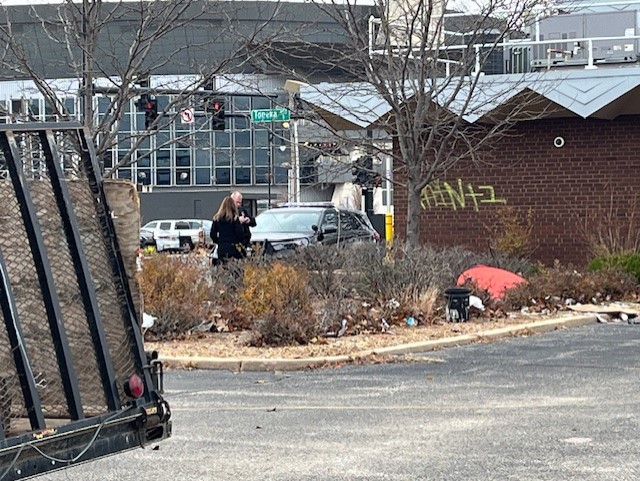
[{"left": 124, "top": 374, "right": 145, "bottom": 398}]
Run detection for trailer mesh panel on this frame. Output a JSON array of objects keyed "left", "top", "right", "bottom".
[{"left": 0, "top": 127, "right": 140, "bottom": 436}]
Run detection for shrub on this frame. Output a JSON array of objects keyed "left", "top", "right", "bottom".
[
  {"left": 251, "top": 240, "right": 536, "bottom": 328},
  {"left": 346, "top": 241, "right": 534, "bottom": 310},
  {"left": 138, "top": 254, "right": 212, "bottom": 339},
  {"left": 210, "top": 256, "right": 251, "bottom": 302},
  {"left": 208, "top": 256, "right": 271, "bottom": 331},
  {"left": 589, "top": 252, "right": 640, "bottom": 282},
  {"left": 503, "top": 264, "right": 638, "bottom": 311},
  {"left": 240, "top": 261, "right": 327, "bottom": 345},
  {"left": 484, "top": 205, "right": 536, "bottom": 259},
  {"left": 294, "top": 245, "right": 352, "bottom": 299},
  {"left": 351, "top": 241, "right": 454, "bottom": 302},
  {"left": 240, "top": 261, "right": 311, "bottom": 316},
  {"left": 251, "top": 306, "right": 324, "bottom": 346},
  {"left": 576, "top": 188, "right": 640, "bottom": 258}
]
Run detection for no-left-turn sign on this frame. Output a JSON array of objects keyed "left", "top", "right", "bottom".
[{"left": 180, "top": 108, "right": 195, "bottom": 124}]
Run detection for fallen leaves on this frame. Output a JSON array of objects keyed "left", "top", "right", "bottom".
[{"left": 146, "top": 312, "right": 579, "bottom": 362}]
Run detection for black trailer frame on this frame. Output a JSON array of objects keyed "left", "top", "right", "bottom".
[{"left": 0, "top": 123, "right": 170, "bottom": 480}]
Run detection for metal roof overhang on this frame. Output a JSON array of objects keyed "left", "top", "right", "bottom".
[
  {"left": 588, "top": 84, "right": 640, "bottom": 119},
  {"left": 310, "top": 106, "right": 367, "bottom": 131},
  {"left": 297, "top": 66, "right": 640, "bottom": 129}
]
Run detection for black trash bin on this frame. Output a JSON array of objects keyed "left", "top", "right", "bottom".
[{"left": 444, "top": 287, "right": 471, "bottom": 322}]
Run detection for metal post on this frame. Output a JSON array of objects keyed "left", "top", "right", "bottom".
[
  {"left": 292, "top": 119, "right": 300, "bottom": 203},
  {"left": 364, "top": 187, "right": 374, "bottom": 217},
  {"left": 268, "top": 132, "right": 272, "bottom": 208},
  {"left": 586, "top": 38, "right": 597, "bottom": 69}
]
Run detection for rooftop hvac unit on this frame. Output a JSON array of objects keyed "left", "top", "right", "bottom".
[{"left": 532, "top": 10, "right": 639, "bottom": 69}]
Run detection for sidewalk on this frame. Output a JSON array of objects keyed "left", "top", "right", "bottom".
[{"left": 159, "top": 313, "right": 597, "bottom": 372}]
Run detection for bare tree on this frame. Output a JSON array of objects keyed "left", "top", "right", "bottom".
[
  {"left": 263, "top": 0, "right": 554, "bottom": 245},
  {"left": 0, "top": 0, "right": 284, "bottom": 175}
]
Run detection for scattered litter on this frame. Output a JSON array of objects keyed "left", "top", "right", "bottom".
[
  {"left": 381, "top": 318, "right": 390, "bottom": 332},
  {"left": 406, "top": 316, "right": 417, "bottom": 327},
  {"left": 142, "top": 312, "right": 156, "bottom": 330},
  {"left": 386, "top": 298, "right": 400, "bottom": 310},
  {"left": 569, "top": 303, "right": 640, "bottom": 324},
  {"left": 267, "top": 408, "right": 277, "bottom": 412},
  {"left": 469, "top": 295, "right": 485, "bottom": 311},
  {"left": 337, "top": 319, "right": 348, "bottom": 338},
  {"left": 191, "top": 321, "right": 215, "bottom": 333}
]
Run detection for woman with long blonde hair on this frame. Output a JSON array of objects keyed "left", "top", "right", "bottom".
[{"left": 210, "top": 196, "right": 245, "bottom": 262}]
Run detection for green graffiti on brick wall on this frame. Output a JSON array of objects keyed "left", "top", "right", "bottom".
[{"left": 420, "top": 179, "right": 506, "bottom": 211}]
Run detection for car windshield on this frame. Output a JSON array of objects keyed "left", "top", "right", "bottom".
[{"left": 252, "top": 210, "right": 322, "bottom": 234}]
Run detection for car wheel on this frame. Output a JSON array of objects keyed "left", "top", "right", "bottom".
[{"left": 179, "top": 238, "right": 194, "bottom": 253}]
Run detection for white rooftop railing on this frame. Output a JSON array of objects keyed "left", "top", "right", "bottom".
[{"left": 369, "top": 14, "right": 640, "bottom": 74}]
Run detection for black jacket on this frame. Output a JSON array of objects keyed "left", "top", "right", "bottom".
[
  {"left": 210, "top": 218, "right": 245, "bottom": 260},
  {"left": 238, "top": 206, "right": 256, "bottom": 247}
]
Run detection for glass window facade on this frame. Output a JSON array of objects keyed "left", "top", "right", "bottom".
[
  {"left": 99, "top": 94, "right": 290, "bottom": 188},
  {"left": 0, "top": 90, "right": 326, "bottom": 205}
]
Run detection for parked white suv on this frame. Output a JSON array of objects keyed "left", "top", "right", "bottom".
[
  {"left": 182, "top": 219, "right": 214, "bottom": 247},
  {"left": 141, "top": 219, "right": 209, "bottom": 252}
]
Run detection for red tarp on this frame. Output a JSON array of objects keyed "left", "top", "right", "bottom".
[{"left": 457, "top": 264, "right": 526, "bottom": 300}]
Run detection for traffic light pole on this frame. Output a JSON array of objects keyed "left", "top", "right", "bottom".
[{"left": 363, "top": 186, "right": 374, "bottom": 217}]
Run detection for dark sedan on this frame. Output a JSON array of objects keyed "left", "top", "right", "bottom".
[{"left": 250, "top": 204, "right": 379, "bottom": 255}]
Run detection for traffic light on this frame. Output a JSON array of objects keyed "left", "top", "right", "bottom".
[
  {"left": 205, "top": 97, "right": 225, "bottom": 131},
  {"left": 352, "top": 156, "right": 373, "bottom": 186},
  {"left": 363, "top": 155, "right": 373, "bottom": 174},
  {"left": 136, "top": 94, "right": 158, "bottom": 130}
]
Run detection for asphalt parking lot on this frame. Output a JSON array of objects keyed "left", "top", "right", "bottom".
[{"left": 48, "top": 323, "right": 640, "bottom": 481}]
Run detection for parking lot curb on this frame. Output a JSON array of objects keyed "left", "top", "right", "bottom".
[{"left": 159, "top": 314, "right": 598, "bottom": 372}]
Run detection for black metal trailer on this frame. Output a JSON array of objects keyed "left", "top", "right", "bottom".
[{"left": 0, "top": 123, "right": 171, "bottom": 480}]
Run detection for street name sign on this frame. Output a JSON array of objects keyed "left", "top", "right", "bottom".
[{"left": 251, "top": 108, "right": 291, "bottom": 123}]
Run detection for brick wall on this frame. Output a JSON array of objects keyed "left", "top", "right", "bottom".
[{"left": 394, "top": 115, "right": 640, "bottom": 266}]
